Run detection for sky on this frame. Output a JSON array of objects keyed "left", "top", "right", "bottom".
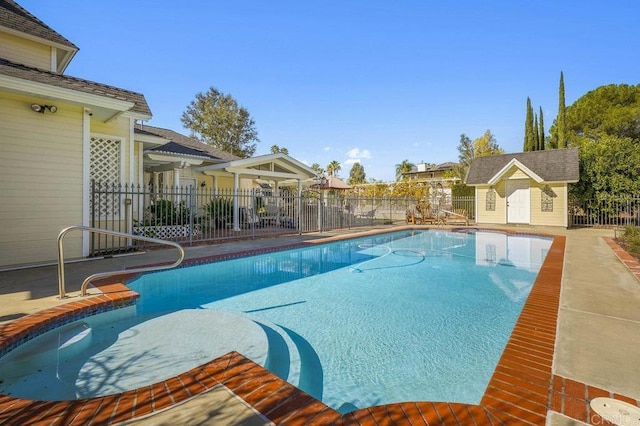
[{"left": 19, "top": 1, "right": 640, "bottom": 182}]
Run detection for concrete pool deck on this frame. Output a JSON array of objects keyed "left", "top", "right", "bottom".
[{"left": 1, "top": 225, "right": 640, "bottom": 425}]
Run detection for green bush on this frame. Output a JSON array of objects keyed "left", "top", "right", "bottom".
[
  {"left": 622, "top": 225, "right": 640, "bottom": 258},
  {"left": 137, "top": 199, "right": 191, "bottom": 226},
  {"left": 203, "top": 197, "right": 233, "bottom": 229}
]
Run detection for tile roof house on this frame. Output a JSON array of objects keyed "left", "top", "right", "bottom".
[{"left": 465, "top": 148, "right": 579, "bottom": 227}]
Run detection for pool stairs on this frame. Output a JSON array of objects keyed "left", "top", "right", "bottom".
[{"left": 0, "top": 321, "right": 92, "bottom": 380}]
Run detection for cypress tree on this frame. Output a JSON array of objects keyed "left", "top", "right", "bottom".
[
  {"left": 534, "top": 113, "right": 539, "bottom": 151},
  {"left": 539, "top": 106, "right": 545, "bottom": 150},
  {"left": 557, "top": 71, "right": 567, "bottom": 148},
  {"left": 524, "top": 97, "right": 535, "bottom": 151}
]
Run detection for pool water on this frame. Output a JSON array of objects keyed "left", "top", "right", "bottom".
[{"left": 0, "top": 230, "right": 551, "bottom": 413}]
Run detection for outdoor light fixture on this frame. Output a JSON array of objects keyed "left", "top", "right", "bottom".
[{"left": 30, "top": 104, "right": 57, "bottom": 114}]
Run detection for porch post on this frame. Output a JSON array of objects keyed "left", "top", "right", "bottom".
[{"left": 233, "top": 172, "right": 240, "bottom": 231}]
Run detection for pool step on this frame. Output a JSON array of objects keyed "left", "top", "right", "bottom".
[
  {"left": 0, "top": 321, "right": 92, "bottom": 380},
  {"left": 248, "top": 317, "right": 301, "bottom": 389}
]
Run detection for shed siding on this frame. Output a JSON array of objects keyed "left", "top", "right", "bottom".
[
  {"left": 530, "top": 182, "right": 567, "bottom": 227},
  {"left": 0, "top": 92, "right": 83, "bottom": 267},
  {"left": 0, "top": 32, "right": 51, "bottom": 70},
  {"left": 475, "top": 181, "right": 507, "bottom": 224}
]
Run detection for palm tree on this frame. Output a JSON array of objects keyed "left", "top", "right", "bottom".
[
  {"left": 327, "top": 160, "right": 341, "bottom": 177},
  {"left": 395, "top": 160, "right": 415, "bottom": 181}
]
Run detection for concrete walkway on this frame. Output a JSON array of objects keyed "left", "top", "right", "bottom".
[{"left": 1, "top": 226, "right": 640, "bottom": 424}]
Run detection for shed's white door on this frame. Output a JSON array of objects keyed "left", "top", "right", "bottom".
[{"left": 506, "top": 179, "right": 530, "bottom": 224}]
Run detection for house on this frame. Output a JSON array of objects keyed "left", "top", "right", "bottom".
[
  {"left": 465, "top": 148, "right": 579, "bottom": 227},
  {"left": 0, "top": 0, "right": 154, "bottom": 268},
  {"left": 0, "top": 0, "right": 318, "bottom": 267},
  {"left": 402, "top": 161, "right": 461, "bottom": 197}
]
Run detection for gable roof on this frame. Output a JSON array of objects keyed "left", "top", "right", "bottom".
[
  {"left": 0, "top": 58, "right": 151, "bottom": 117},
  {"left": 136, "top": 125, "right": 240, "bottom": 162},
  {"left": 465, "top": 148, "right": 579, "bottom": 185},
  {"left": 0, "top": 0, "right": 77, "bottom": 49}
]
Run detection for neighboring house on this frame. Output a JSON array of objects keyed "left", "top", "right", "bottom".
[
  {"left": 135, "top": 124, "right": 241, "bottom": 191},
  {"left": 402, "top": 162, "right": 461, "bottom": 196},
  {"left": 465, "top": 148, "right": 579, "bottom": 227},
  {"left": 0, "top": 0, "right": 152, "bottom": 268}
]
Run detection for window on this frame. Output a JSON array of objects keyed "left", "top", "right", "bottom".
[{"left": 486, "top": 189, "right": 496, "bottom": 211}]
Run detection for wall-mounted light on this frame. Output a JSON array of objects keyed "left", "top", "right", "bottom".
[{"left": 30, "top": 104, "right": 57, "bottom": 114}]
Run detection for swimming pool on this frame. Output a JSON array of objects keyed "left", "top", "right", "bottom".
[{"left": 0, "top": 229, "right": 551, "bottom": 413}]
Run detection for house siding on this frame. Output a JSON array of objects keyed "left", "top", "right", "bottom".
[
  {"left": 0, "top": 92, "right": 84, "bottom": 267},
  {"left": 0, "top": 32, "right": 52, "bottom": 71}
]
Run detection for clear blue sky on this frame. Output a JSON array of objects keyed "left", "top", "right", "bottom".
[{"left": 20, "top": 1, "right": 640, "bottom": 181}]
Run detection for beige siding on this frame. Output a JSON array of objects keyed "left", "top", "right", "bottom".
[
  {"left": 91, "top": 117, "right": 133, "bottom": 182},
  {"left": 0, "top": 32, "right": 52, "bottom": 70},
  {"left": 530, "top": 182, "right": 567, "bottom": 227},
  {"left": 0, "top": 93, "right": 84, "bottom": 267},
  {"left": 475, "top": 182, "right": 507, "bottom": 224}
]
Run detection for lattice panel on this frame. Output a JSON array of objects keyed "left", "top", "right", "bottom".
[
  {"left": 90, "top": 136, "right": 120, "bottom": 183},
  {"left": 90, "top": 136, "right": 121, "bottom": 218}
]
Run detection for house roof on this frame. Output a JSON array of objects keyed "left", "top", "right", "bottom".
[
  {"left": 316, "top": 176, "right": 352, "bottom": 190},
  {"left": 0, "top": 0, "right": 77, "bottom": 49},
  {"left": 146, "top": 141, "right": 217, "bottom": 160},
  {"left": 135, "top": 125, "right": 240, "bottom": 162},
  {"left": 465, "top": 148, "right": 579, "bottom": 185},
  {"left": 0, "top": 58, "right": 151, "bottom": 117},
  {"left": 197, "top": 153, "right": 318, "bottom": 183}
]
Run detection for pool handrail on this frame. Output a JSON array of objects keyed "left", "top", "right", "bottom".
[{"left": 57, "top": 225, "right": 185, "bottom": 298}]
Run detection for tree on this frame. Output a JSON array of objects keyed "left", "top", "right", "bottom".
[
  {"left": 395, "top": 159, "right": 415, "bottom": 181},
  {"left": 453, "top": 131, "right": 504, "bottom": 182},
  {"left": 571, "top": 136, "right": 640, "bottom": 201},
  {"left": 270, "top": 145, "right": 289, "bottom": 155},
  {"left": 538, "top": 107, "right": 545, "bottom": 150},
  {"left": 347, "top": 162, "right": 366, "bottom": 184},
  {"left": 556, "top": 71, "right": 567, "bottom": 148},
  {"left": 524, "top": 97, "right": 535, "bottom": 151},
  {"left": 327, "top": 160, "right": 341, "bottom": 177},
  {"left": 311, "top": 163, "right": 325, "bottom": 176},
  {"left": 564, "top": 84, "right": 640, "bottom": 144},
  {"left": 533, "top": 113, "right": 540, "bottom": 151},
  {"left": 473, "top": 129, "right": 504, "bottom": 157},
  {"left": 181, "top": 87, "right": 259, "bottom": 158}
]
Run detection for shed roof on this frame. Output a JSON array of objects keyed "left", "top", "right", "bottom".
[{"left": 465, "top": 148, "right": 579, "bottom": 185}]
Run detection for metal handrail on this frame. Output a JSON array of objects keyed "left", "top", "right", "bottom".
[{"left": 57, "top": 225, "right": 185, "bottom": 298}]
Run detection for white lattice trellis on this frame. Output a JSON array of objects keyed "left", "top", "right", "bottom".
[{"left": 90, "top": 136, "right": 121, "bottom": 217}]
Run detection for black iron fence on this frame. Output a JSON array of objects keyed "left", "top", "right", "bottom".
[
  {"left": 89, "top": 182, "right": 476, "bottom": 256},
  {"left": 568, "top": 197, "right": 640, "bottom": 228}
]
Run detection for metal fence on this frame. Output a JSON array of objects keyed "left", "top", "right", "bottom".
[
  {"left": 89, "top": 182, "right": 476, "bottom": 256},
  {"left": 569, "top": 197, "right": 640, "bottom": 228}
]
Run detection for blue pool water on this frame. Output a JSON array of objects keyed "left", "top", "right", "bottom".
[{"left": 0, "top": 230, "right": 552, "bottom": 413}]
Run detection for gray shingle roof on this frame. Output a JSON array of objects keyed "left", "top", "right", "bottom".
[
  {"left": 465, "top": 148, "right": 579, "bottom": 185},
  {"left": 136, "top": 125, "right": 240, "bottom": 162},
  {"left": 0, "top": 58, "right": 151, "bottom": 116},
  {"left": 147, "top": 141, "right": 216, "bottom": 159},
  {"left": 0, "top": 0, "right": 77, "bottom": 49}
]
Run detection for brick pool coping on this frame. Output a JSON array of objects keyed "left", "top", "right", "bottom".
[{"left": 1, "top": 228, "right": 639, "bottom": 425}]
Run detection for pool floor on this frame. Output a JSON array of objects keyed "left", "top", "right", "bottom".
[{"left": 1, "top": 228, "right": 640, "bottom": 425}]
